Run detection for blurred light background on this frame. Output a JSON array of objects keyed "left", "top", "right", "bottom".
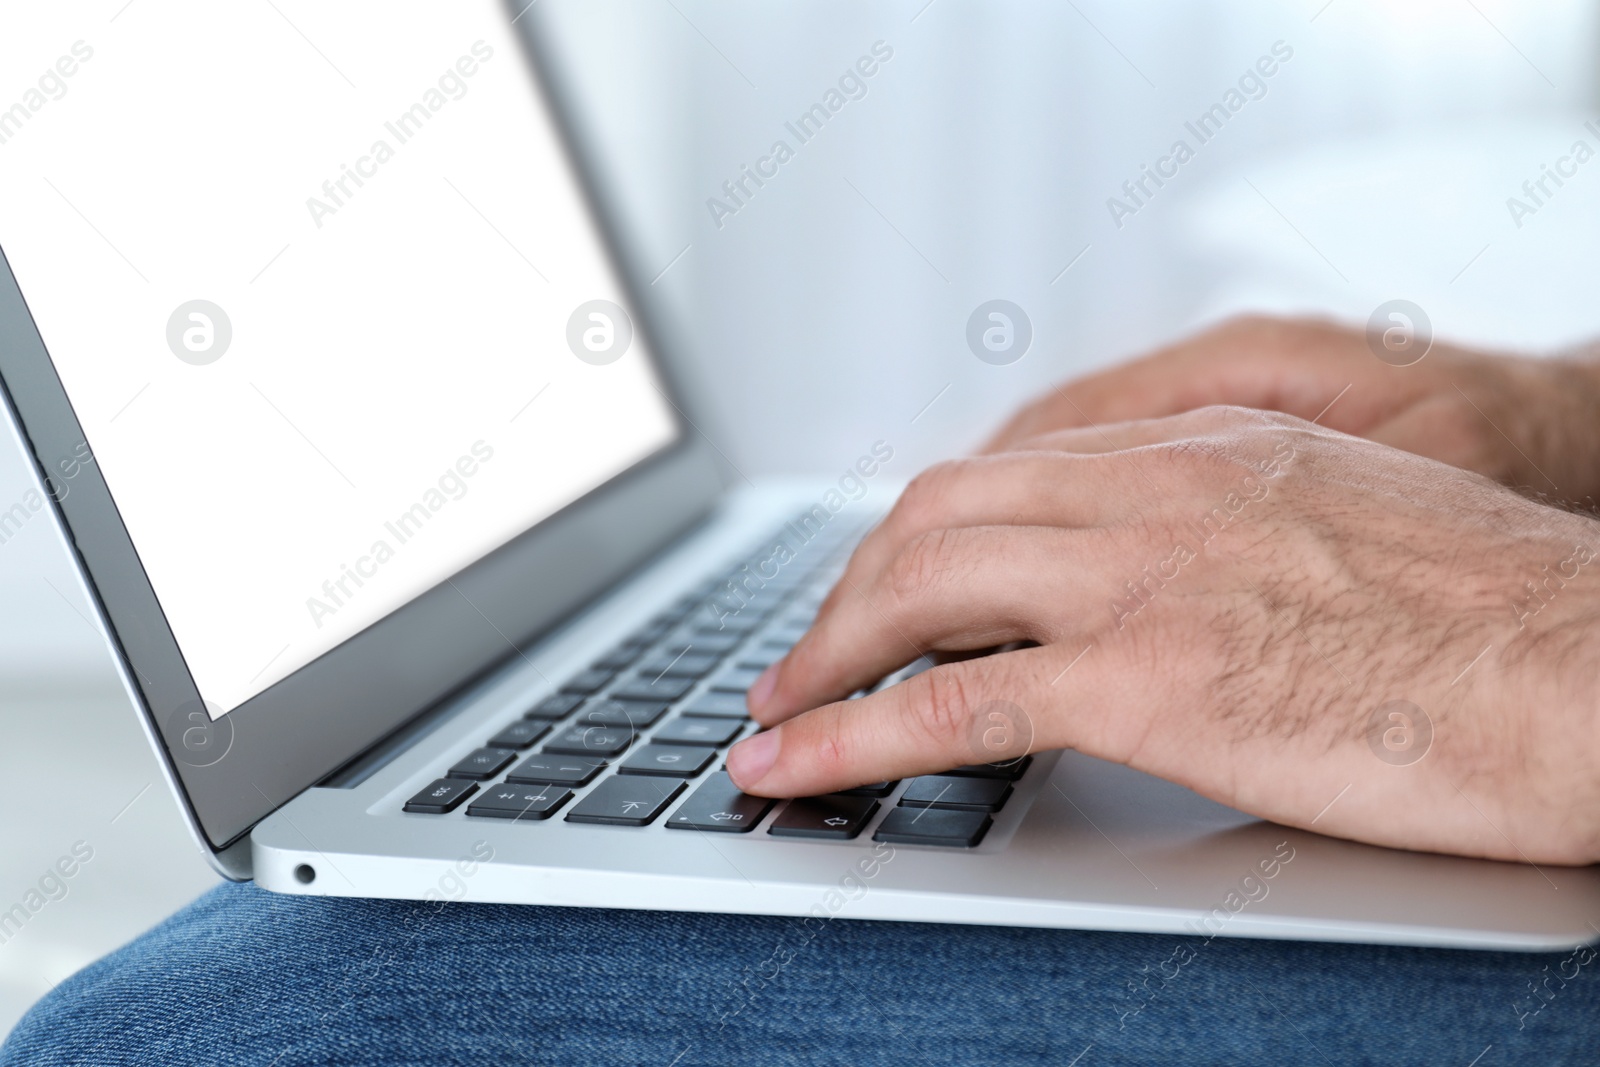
[{"left": 4, "top": 0, "right": 1600, "bottom": 1036}]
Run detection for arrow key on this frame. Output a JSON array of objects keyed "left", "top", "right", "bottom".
[
  {"left": 564, "top": 775, "right": 685, "bottom": 826},
  {"left": 666, "top": 773, "right": 775, "bottom": 833},
  {"left": 768, "top": 795, "right": 879, "bottom": 841}
]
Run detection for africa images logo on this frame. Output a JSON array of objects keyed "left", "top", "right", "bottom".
[{"left": 966, "top": 300, "right": 1032, "bottom": 366}]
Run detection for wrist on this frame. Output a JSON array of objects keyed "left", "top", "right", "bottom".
[{"left": 1495, "top": 534, "right": 1600, "bottom": 863}]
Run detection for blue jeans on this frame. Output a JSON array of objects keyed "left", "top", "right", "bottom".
[{"left": 5, "top": 881, "right": 1597, "bottom": 1066}]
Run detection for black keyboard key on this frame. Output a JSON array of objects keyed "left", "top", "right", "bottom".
[
  {"left": 666, "top": 773, "right": 775, "bottom": 833},
  {"left": 505, "top": 754, "right": 608, "bottom": 786},
  {"left": 694, "top": 613, "right": 762, "bottom": 636},
  {"left": 526, "top": 692, "right": 585, "bottom": 720},
  {"left": 564, "top": 776, "right": 685, "bottom": 826},
  {"left": 650, "top": 602, "right": 696, "bottom": 627},
  {"left": 575, "top": 700, "right": 668, "bottom": 729},
  {"left": 704, "top": 579, "right": 779, "bottom": 607},
  {"left": 627, "top": 619, "right": 673, "bottom": 645},
  {"left": 654, "top": 598, "right": 700, "bottom": 625},
  {"left": 709, "top": 666, "right": 765, "bottom": 694},
  {"left": 835, "top": 780, "right": 899, "bottom": 798},
  {"left": 763, "top": 623, "right": 811, "bottom": 647},
  {"left": 944, "top": 756, "right": 1032, "bottom": 781},
  {"left": 741, "top": 598, "right": 787, "bottom": 621},
  {"left": 610, "top": 674, "right": 695, "bottom": 703},
  {"left": 559, "top": 668, "right": 616, "bottom": 695},
  {"left": 736, "top": 647, "right": 785, "bottom": 671},
  {"left": 899, "top": 775, "right": 1012, "bottom": 812},
  {"left": 758, "top": 568, "right": 806, "bottom": 588},
  {"left": 543, "top": 725, "right": 634, "bottom": 757},
  {"left": 638, "top": 648, "right": 721, "bottom": 677},
  {"left": 761, "top": 633, "right": 801, "bottom": 649},
  {"left": 466, "top": 783, "right": 573, "bottom": 821},
  {"left": 682, "top": 631, "right": 742, "bottom": 655},
  {"left": 592, "top": 642, "right": 649, "bottom": 672},
  {"left": 681, "top": 691, "right": 752, "bottom": 719},
  {"left": 651, "top": 717, "right": 744, "bottom": 747},
  {"left": 768, "top": 795, "right": 879, "bottom": 840},
  {"left": 873, "top": 807, "right": 992, "bottom": 848},
  {"left": 680, "top": 584, "right": 722, "bottom": 606},
  {"left": 486, "top": 720, "right": 551, "bottom": 750},
  {"left": 403, "top": 778, "right": 478, "bottom": 814},
  {"left": 448, "top": 747, "right": 517, "bottom": 781},
  {"left": 619, "top": 744, "right": 716, "bottom": 778}
]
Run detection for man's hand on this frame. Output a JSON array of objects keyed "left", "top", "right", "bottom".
[
  {"left": 729, "top": 407, "right": 1600, "bottom": 865},
  {"left": 982, "top": 315, "right": 1600, "bottom": 509}
]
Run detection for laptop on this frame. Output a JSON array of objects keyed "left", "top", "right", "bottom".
[{"left": 1, "top": 1, "right": 1594, "bottom": 951}]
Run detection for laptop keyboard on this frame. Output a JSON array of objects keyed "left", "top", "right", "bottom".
[{"left": 401, "top": 512, "right": 1032, "bottom": 849}]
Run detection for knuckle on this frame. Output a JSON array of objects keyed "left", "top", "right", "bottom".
[
  {"left": 1187, "top": 403, "right": 1262, "bottom": 428},
  {"left": 819, "top": 726, "right": 857, "bottom": 777},
  {"left": 811, "top": 711, "right": 856, "bottom": 777},
  {"left": 1150, "top": 408, "right": 1295, "bottom": 475},
  {"left": 905, "top": 669, "right": 977, "bottom": 751},
  {"left": 885, "top": 527, "right": 959, "bottom": 606},
  {"left": 1149, "top": 434, "right": 1238, "bottom": 475}
]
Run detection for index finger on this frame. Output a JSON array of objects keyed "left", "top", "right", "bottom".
[{"left": 728, "top": 644, "right": 1147, "bottom": 798}]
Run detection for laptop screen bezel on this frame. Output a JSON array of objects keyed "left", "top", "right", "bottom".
[{"left": 0, "top": 9, "right": 726, "bottom": 863}]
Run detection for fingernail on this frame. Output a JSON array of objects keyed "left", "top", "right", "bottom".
[
  {"left": 748, "top": 663, "right": 779, "bottom": 712},
  {"left": 727, "top": 728, "right": 780, "bottom": 789}
]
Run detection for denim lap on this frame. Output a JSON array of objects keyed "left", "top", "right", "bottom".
[{"left": 3, "top": 881, "right": 1596, "bottom": 1066}]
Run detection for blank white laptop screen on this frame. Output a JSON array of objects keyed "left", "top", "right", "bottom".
[{"left": 0, "top": 2, "right": 679, "bottom": 716}]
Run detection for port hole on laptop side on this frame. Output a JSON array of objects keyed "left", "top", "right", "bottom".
[{"left": 294, "top": 864, "right": 316, "bottom": 885}]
